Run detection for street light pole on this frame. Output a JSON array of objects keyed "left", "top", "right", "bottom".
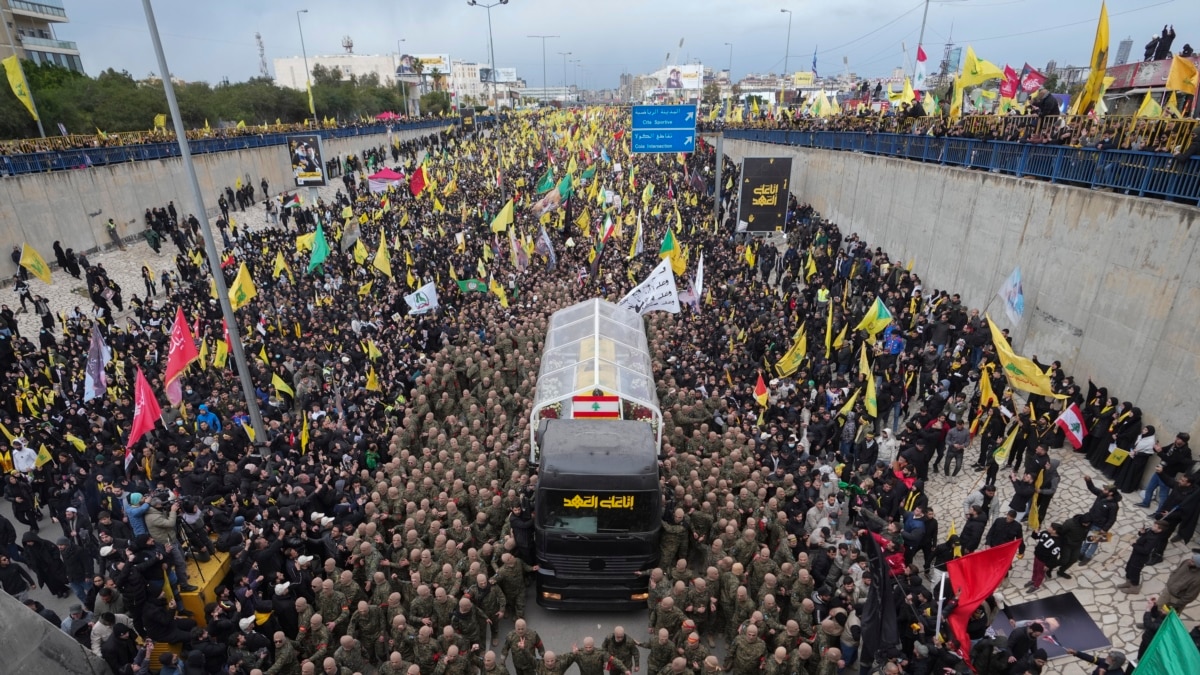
[
  {"left": 138, "top": 0, "right": 268, "bottom": 444},
  {"left": 296, "top": 9, "right": 314, "bottom": 123},
  {"left": 570, "top": 59, "right": 581, "bottom": 96},
  {"left": 0, "top": 10, "right": 45, "bottom": 137},
  {"left": 558, "top": 51, "right": 571, "bottom": 96},
  {"left": 780, "top": 8, "right": 792, "bottom": 78},
  {"left": 725, "top": 42, "right": 733, "bottom": 78},
  {"left": 468, "top": 0, "right": 508, "bottom": 202},
  {"left": 527, "top": 35, "right": 558, "bottom": 103}
]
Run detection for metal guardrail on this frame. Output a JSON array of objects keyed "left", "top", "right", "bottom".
[
  {"left": 0, "top": 119, "right": 461, "bottom": 177},
  {"left": 722, "top": 129, "right": 1200, "bottom": 204}
]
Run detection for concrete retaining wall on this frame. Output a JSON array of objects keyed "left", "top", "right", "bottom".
[
  {"left": 721, "top": 137, "right": 1200, "bottom": 439},
  {"left": 0, "top": 127, "right": 438, "bottom": 277}
]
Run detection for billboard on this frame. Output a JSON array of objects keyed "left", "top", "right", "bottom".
[
  {"left": 792, "top": 71, "right": 816, "bottom": 86},
  {"left": 480, "top": 67, "right": 518, "bottom": 83},
  {"left": 288, "top": 134, "right": 327, "bottom": 188},
  {"left": 736, "top": 157, "right": 792, "bottom": 233},
  {"left": 652, "top": 64, "right": 703, "bottom": 90},
  {"left": 397, "top": 53, "right": 452, "bottom": 75}
]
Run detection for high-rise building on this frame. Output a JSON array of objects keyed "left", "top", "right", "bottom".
[
  {"left": 0, "top": 0, "right": 84, "bottom": 73},
  {"left": 1115, "top": 37, "right": 1133, "bottom": 66}
]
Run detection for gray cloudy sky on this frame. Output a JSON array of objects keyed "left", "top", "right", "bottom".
[{"left": 59, "top": 0, "right": 1194, "bottom": 86}]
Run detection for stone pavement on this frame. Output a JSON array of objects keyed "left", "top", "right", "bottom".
[
  {"left": 6, "top": 182, "right": 344, "bottom": 340},
  {"left": 922, "top": 442, "right": 1198, "bottom": 673}
]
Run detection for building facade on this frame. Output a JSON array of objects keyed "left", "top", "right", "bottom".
[
  {"left": 0, "top": 0, "right": 83, "bottom": 73},
  {"left": 274, "top": 53, "right": 400, "bottom": 90}
]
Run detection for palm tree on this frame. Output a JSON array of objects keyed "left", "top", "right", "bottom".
[{"left": 429, "top": 67, "right": 446, "bottom": 93}]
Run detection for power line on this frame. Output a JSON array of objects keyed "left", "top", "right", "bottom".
[
  {"left": 958, "top": 0, "right": 1175, "bottom": 44},
  {"left": 815, "top": 1, "right": 926, "bottom": 57}
]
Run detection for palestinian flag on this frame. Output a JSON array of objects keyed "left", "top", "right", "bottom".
[{"left": 280, "top": 194, "right": 301, "bottom": 209}]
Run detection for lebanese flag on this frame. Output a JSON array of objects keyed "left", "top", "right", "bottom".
[
  {"left": 126, "top": 367, "right": 163, "bottom": 452},
  {"left": 1055, "top": 403, "right": 1088, "bottom": 450},
  {"left": 409, "top": 165, "right": 428, "bottom": 196},
  {"left": 572, "top": 395, "right": 620, "bottom": 418},
  {"left": 946, "top": 540, "right": 1022, "bottom": 668},
  {"left": 164, "top": 307, "right": 199, "bottom": 405},
  {"left": 914, "top": 45, "right": 928, "bottom": 91}
]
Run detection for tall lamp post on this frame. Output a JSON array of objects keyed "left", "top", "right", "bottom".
[
  {"left": 527, "top": 34, "right": 558, "bottom": 103},
  {"left": 468, "top": 0, "right": 508, "bottom": 110},
  {"left": 138, "top": 0, "right": 268, "bottom": 444},
  {"left": 296, "top": 9, "right": 315, "bottom": 123},
  {"left": 468, "top": 0, "right": 509, "bottom": 202},
  {"left": 570, "top": 59, "right": 581, "bottom": 100},
  {"left": 725, "top": 42, "right": 733, "bottom": 78},
  {"left": 780, "top": 8, "right": 792, "bottom": 78},
  {"left": 557, "top": 51, "right": 571, "bottom": 97}
]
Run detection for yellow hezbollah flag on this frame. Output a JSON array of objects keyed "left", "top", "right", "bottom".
[
  {"left": 992, "top": 423, "right": 1020, "bottom": 465},
  {"left": 774, "top": 328, "right": 807, "bottom": 377},
  {"left": 854, "top": 297, "right": 893, "bottom": 336},
  {"left": 488, "top": 276, "right": 509, "bottom": 308},
  {"left": 2, "top": 55, "right": 38, "bottom": 121},
  {"left": 365, "top": 366, "right": 382, "bottom": 392},
  {"left": 35, "top": 443, "right": 53, "bottom": 468},
  {"left": 985, "top": 315, "right": 1064, "bottom": 398},
  {"left": 353, "top": 239, "right": 369, "bottom": 265},
  {"left": 491, "top": 199, "right": 514, "bottom": 233},
  {"left": 19, "top": 244, "right": 52, "bottom": 284},
  {"left": 1077, "top": 3, "right": 1110, "bottom": 114},
  {"left": 228, "top": 262, "right": 257, "bottom": 311},
  {"left": 271, "top": 373, "right": 294, "bottom": 398},
  {"left": 300, "top": 415, "right": 310, "bottom": 454},
  {"left": 373, "top": 238, "right": 393, "bottom": 279},
  {"left": 1166, "top": 54, "right": 1199, "bottom": 94},
  {"left": 861, "top": 344, "right": 877, "bottom": 417},
  {"left": 213, "top": 340, "right": 229, "bottom": 368}
]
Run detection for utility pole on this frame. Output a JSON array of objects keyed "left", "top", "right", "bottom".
[
  {"left": 0, "top": 16, "right": 45, "bottom": 137},
  {"left": 138, "top": 0, "right": 268, "bottom": 444},
  {"left": 297, "top": 9, "right": 314, "bottom": 122},
  {"left": 558, "top": 51, "right": 572, "bottom": 96},
  {"left": 780, "top": 8, "right": 793, "bottom": 78},
  {"left": 527, "top": 35, "right": 558, "bottom": 103}
]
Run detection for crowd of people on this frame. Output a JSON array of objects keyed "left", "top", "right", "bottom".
[{"left": 0, "top": 107, "right": 1197, "bottom": 675}]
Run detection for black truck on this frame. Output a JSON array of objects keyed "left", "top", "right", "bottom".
[{"left": 533, "top": 418, "right": 662, "bottom": 610}]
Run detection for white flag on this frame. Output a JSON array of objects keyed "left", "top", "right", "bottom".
[
  {"left": 404, "top": 282, "right": 440, "bottom": 315},
  {"left": 693, "top": 252, "right": 705, "bottom": 300},
  {"left": 618, "top": 258, "right": 680, "bottom": 315},
  {"left": 996, "top": 266, "right": 1025, "bottom": 325}
]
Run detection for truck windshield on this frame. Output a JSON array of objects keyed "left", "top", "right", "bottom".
[{"left": 539, "top": 489, "right": 659, "bottom": 534}]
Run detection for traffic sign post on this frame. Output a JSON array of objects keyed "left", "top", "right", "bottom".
[{"left": 631, "top": 104, "right": 697, "bottom": 154}]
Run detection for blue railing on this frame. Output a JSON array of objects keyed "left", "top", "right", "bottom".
[
  {"left": 722, "top": 130, "right": 1200, "bottom": 204},
  {"left": 0, "top": 118, "right": 459, "bottom": 177}
]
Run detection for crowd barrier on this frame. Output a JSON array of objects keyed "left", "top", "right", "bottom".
[
  {"left": 0, "top": 118, "right": 478, "bottom": 176},
  {"left": 722, "top": 128, "right": 1200, "bottom": 204}
]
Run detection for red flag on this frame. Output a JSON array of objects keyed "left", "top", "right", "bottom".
[
  {"left": 613, "top": 129, "right": 625, "bottom": 141},
  {"left": 916, "top": 45, "right": 927, "bottom": 63},
  {"left": 1000, "top": 64, "right": 1019, "bottom": 99},
  {"left": 753, "top": 373, "right": 768, "bottom": 407},
  {"left": 127, "top": 368, "right": 163, "bottom": 450},
  {"left": 164, "top": 307, "right": 199, "bottom": 405},
  {"left": 409, "top": 165, "right": 428, "bottom": 196},
  {"left": 1019, "top": 63, "right": 1047, "bottom": 94},
  {"left": 946, "top": 540, "right": 1022, "bottom": 666}
]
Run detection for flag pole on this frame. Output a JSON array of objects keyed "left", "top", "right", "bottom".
[
  {"left": 139, "top": 0, "right": 267, "bottom": 445},
  {"left": 0, "top": 18, "right": 46, "bottom": 138},
  {"left": 934, "top": 563, "right": 947, "bottom": 641}
]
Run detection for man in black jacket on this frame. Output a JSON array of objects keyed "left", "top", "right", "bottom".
[
  {"left": 1153, "top": 471, "right": 1200, "bottom": 550},
  {"left": 1006, "top": 623, "right": 1045, "bottom": 662},
  {"left": 1139, "top": 433, "right": 1192, "bottom": 508},
  {"left": 0, "top": 552, "right": 37, "bottom": 600},
  {"left": 985, "top": 510, "right": 1025, "bottom": 555},
  {"left": 57, "top": 537, "right": 92, "bottom": 604}
]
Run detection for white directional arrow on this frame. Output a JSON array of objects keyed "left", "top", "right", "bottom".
[
  {"left": 684, "top": 136, "right": 693, "bottom": 145},
  {"left": 685, "top": 111, "right": 694, "bottom": 121}
]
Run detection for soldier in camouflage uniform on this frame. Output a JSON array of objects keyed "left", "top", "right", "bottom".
[
  {"left": 653, "top": 596, "right": 686, "bottom": 634},
  {"left": 320, "top": 656, "right": 353, "bottom": 675},
  {"left": 727, "top": 586, "right": 756, "bottom": 648},
  {"left": 602, "top": 626, "right": 640, "bottom": 672},
  {"left": 409, "top": 585, "right": 437, "bottom": 633},
  {"left": 501, "top": 619, "right": 544, "bottom": 675},
  {"left": 412, "top": 625, "right": 441, "bottom": 675},
  {"left": 646, "top": 628, "right": 676, "bottom": 675},
  {"left": 317, "top": 579, "right": 351, "bottom": 639},
  {"left": 658, "top": 657, "right": 695, "bottom": 675},
  {"left": 660, "top": 509, "right": 689, "bottom": 568},
  {"left": 349, "top": 600, "right": 389, "bottom": 664},
  {"left": 477, "top": 650, "right": 511, "bottom": 675},
  {"left": 378, "top": 651, "right": 415, "bottom": 675},
  {"left": 265, "top": 632, "right": 299, "bottom": 675},
  {"left": 680, "top": 633, "right": 710, "bottom": 673},
  {"left": 493, "top": 553, "right": 534, "bottom": 620},
  {"left": 434, "top": 645, "right": 473, "bottom": 675},
  {"left": 334, "top": 634, "right": 370, "bottom": 674},
  {"left": 571, "top": 636, "right": 629, "bottom": 675},
  {"left": 299, "top": 612, "right": 333, "bottom": 664},
  {"left": 816, "top": 647, "right": 841, "bottom": 675},
  {"left": 645, "top": 568, "right": 671, "bottom": 632},
  {"left": 389, "top": 614, "right": 418, "bottom": 663},
  {"left": 763, "top": 646, "right": 799, "bottom": 675},
  {"left": 725, "top": 624, "right": 767, "bottom": 675},
  {"left": 537, "top": 651, "right": 577, "bottom": 675},
  {"left": 466, "top": 574, "right": 506, "bottom": 646},
  {"left": 450, "top": 597, "right": 490, "bottom": 651}
]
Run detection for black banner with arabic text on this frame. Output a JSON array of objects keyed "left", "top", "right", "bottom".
[{"left": 736, "top": 157, "right": 792, "bottom": 232}]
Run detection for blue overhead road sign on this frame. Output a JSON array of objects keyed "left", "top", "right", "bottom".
[
  {"left": 631, "top": 104, "right": 697, "bottom": 154},
  {"left": 631, "top": 129, "right": 695, "bottom": 154},
  {"left": 632, "top": 105, "right": 696, "bottom": 129}
]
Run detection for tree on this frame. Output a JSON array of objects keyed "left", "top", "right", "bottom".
[
  {"left": 311, "top": 64, "right": 343, "bottom": 86},
  {"left": 420, "top": 91, "right": 452, "bottom": 116},
  {"left": 428, "top": 68, "right": 446, "bottom": 92},
  {"left": 702, "top": 82, "right": 720, "bottom": 106}
]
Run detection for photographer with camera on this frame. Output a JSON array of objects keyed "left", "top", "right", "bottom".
[{"left": 145, "top": 496, "right": 197, "bottom": 592}]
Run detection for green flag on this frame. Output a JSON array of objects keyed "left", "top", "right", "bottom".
[
  {"left": 581, "top": 164, "right": 597, "bottom": 180},
  {"left": 308, "top": 222, "right": 330, "bottom": 273},
  {"left": 456, "top": 279, "right": 488, "bottom": 293},
  {"left": 535, "top": 169, "right": 554, "bottom": 194},
  {"left": 1137, "top": 610, "right": 1200, "bottom": 675},
  {"left": 557, "top": 174, "right": 573, "bottom": 200}
]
